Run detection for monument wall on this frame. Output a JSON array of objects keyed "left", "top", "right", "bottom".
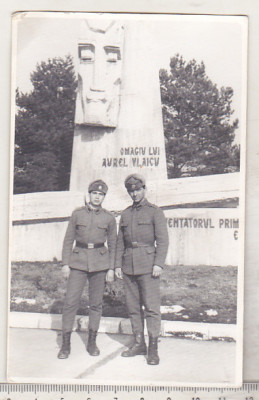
[
  {"left": 164, "top": 209, "right": 239, "bottom": 266},
  {"left": 12, "top": 208, "right": 239, "bottom": 267},
  {"left": 11, "top": 173, "right": 240, "bottom": 266}
]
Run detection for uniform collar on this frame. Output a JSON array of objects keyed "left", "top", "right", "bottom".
[
  {"left": 132, "top": 198, "right": 148, "bottom": 210},
  {"left": 85, "top": 203, "right": 102, "bottom": 214}
]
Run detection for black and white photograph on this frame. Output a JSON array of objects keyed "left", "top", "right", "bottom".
[{"left": 8, "top": 12, "right": 247, "bottom": 385}]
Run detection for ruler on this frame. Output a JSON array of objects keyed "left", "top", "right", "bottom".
[{"left": 0, "top": 383, "right": 258, "bottom": 400}]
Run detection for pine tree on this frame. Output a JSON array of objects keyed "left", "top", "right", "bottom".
[
  {"left": 14, "top": 55, "right": 77, "bottom": 193},
  {"left": 160, "top": 54, "right": 240, "bottom": 178}
]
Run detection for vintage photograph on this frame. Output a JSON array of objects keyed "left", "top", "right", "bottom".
[{"left": 8, "top": 12, "right": 247, "bottom": 385}]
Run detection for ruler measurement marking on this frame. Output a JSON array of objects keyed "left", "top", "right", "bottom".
[{"left": 0, "top": 383, "right": 259, "bottom": 399}]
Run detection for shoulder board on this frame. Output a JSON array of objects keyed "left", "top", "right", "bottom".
[
  {"left": 146, "top": 201, "right": 159, "bottom": 209},
  {"left": 120, "top": 206, "right": 131, "bottom": 216},
  {"left": 102, "top": 208, "right": 114, "bottom": 216},
  {"left": 122, "top": 205, "right": 132, "bottom": 212},
  {"left": 73, "top": 206, "right": 86, "bottom": 213}
]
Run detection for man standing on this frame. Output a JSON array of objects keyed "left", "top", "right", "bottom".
[
  {"left": 58, "top": 180, "right": 117, "bottom": 359},
  {"left": 115, "top": 174, "right": 169, "bottom": 365}
]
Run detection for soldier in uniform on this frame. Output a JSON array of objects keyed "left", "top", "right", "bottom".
[
  {"left": 115, "top": 174, "right": 169, "bottom": 365},
  {"left": 58, "top": 180, "right": 117, "bottom": 359}
]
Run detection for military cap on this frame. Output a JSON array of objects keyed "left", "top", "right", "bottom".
[
  {"left": 88, "top": 180, "right": 108, "bottom": 194},
  {"left": 124, "top": 174, "right": 146, "bottom": 191}
]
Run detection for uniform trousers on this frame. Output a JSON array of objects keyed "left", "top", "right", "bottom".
[
  {"left": 62, "top": 268, "right": 107, "bottom": 333},
  {"left": 123, "top": 272, "right": 161, "bottom": 337}
]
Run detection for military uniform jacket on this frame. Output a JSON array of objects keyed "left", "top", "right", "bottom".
[
  {"left": 115, "top": 198, "right": 169, "bottom": 275},
  {"left": 62, "top": 205, "right": 117, "bottom": 272}
]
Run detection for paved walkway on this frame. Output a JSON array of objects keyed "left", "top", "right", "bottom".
[{"left": 8, "top": 328, "right": 237, "bottom": 385}]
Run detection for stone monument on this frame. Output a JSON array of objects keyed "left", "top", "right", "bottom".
[
  {"left": 70, "top": 18, "right": 168, "bottom": 191},
  {"left": 75, "top": 19, "right": 124, "bottom": 128}
]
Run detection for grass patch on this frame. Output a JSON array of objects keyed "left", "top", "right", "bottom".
[
  {"left": 160, "top": 265, "right": 237, "bottom": 323},
  {"left": 10, "top": 262, "right": 237, "bottom": 324}
]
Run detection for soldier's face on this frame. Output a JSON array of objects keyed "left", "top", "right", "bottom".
[
  {"left": 89, "top": 190, "right": 105, "bottom": 206},
  {"left": 128, "top": 187, "right": 146, "bottom": 203}
]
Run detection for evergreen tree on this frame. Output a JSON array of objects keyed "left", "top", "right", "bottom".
[
  {"left": 14, "top": 55, "right": 77, "bottom": 193},
  {"left": 160, "top": 54, "right": 240, "bottom": 178}
]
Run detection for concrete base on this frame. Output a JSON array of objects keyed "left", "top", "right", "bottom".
[{"left": 9, "top": 311, "right": 237, "bottom": 341}]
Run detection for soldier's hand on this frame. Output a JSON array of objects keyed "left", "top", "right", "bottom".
[
  {"left": 115, "top": 267, "right": 123, "bottom": 280},
  {"left": 106, "top": 269, "right": 115, "bottom": 283},
  {"left": 62, "top": 265, "right": 70, "bottom": 279},
  {"left": 152, "top": 265, "right": 162, "bottom": 278}
]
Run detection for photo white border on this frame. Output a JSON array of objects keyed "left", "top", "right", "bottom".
[{"left": 1, "top": 0, "right": 259, "bottom": 387}]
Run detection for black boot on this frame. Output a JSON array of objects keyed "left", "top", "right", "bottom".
[
  {"left": 58, "top": 332, "right": 71, "bottom": 359},
  {"left": 87, "top": 329, "right": 100, "bottom": 356},
  {"left": 121, "top": 333, "right": 147, "bottom": 357},
  {"left": 147, "top": 336, "right": 159, "bottom": 365}
]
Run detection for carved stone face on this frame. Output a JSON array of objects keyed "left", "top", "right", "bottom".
[{"left": 75, "top": 20, "right": 124, "bottom": 128}]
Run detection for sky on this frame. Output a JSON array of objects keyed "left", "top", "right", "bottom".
[{"left": 13, "top": 13, "right": 248, "bottom": 143}]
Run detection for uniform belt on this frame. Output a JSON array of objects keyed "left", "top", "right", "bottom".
[
  {"left": 76, "top": 241, "right": 105, "bottom": 249},
  {"left": 126, "top": 242, "right": 151, "bottom": 249}
]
